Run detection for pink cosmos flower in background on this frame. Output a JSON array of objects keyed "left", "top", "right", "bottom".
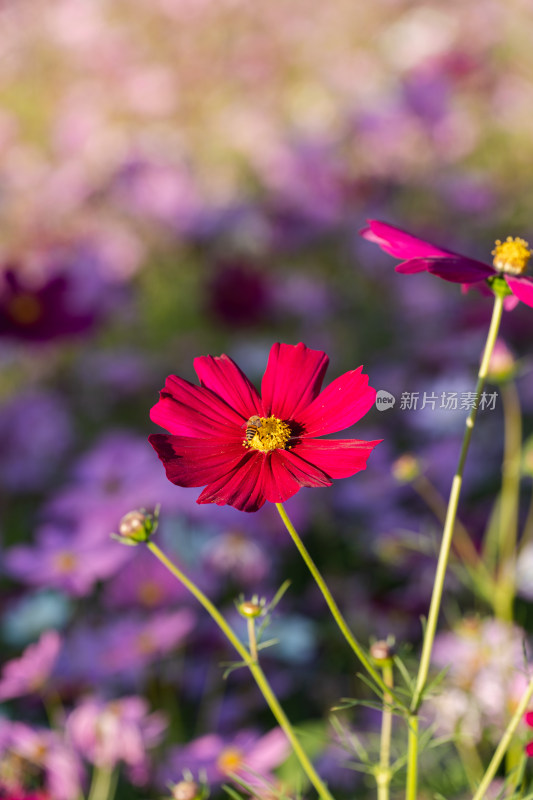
[
  {"left": 67, "top": 696, "right": 166, "bottom": 783},
  {"left": 0, "top": 630, "right": 62, "bottom": 701},
  {"left": 525, "top": 712, "right": 533, "bottom": 756},
  {"left": 149, "top": 342, "right": 379, "bottom": 512},
  {"left": 360, "top": 220, "right": 533, "bottom": 308}
]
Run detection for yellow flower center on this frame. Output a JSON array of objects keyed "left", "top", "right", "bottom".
[
  {"left": 7, "top": 293, "right": 42, "bottom": 324},
  {"left": 243, "top": 415, "right": 292, "bottom": 452},
  {"left": 216, "top": 747, "right": 244, "bottom": 774},
  {"left": 492, "top": 237, "right": 531, "bottom": 275},
  {"left": 54, "top": 552, "right": 78, "bottom": 573}
]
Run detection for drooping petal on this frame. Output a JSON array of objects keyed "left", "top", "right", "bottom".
[
  {"left": 526, "top": 740, "right": 533, "bottom": 757},
  {"left": 149, "top": 434, "right": 250, "bottom": 487},
  {"left": 396, "top": 257, "right": 492, "bottom": 283},
  {"left": 261, "top": 449, "right": 331, "bottom": 503},
  {"left": 296, "top": 367, "right": 376, "bottom": 436},
  {"left": 194, "top": 354, "right": 262, "bottom": 419},
  {"left": 150, "top": 374, "right": 245, "bottom": 438},
  {"left": 261, "top": 342, "right": 329, "bottom": 419},
  {"left": 525, "top": 711, "right": 533, "bottom": 728},
  {"left": 197, "top": 452, "right": 267, "bottom": 512},
  {"left": 289, "top": 438, "right": 381, "bottom": 479},
  {"left": 506, "top": 275, "right": 533, "bottom": 308},
  {"left": 361, "top": 220, "right": 456, "bottom": 259}
]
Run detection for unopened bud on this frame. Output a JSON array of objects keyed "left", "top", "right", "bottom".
[
  {"left": 370, "top": 640, "right": 394, "bottom": 665},
  {"left": 172, "top": 780, "right": 201, "bottom": 800},
  {"left": 391, "top": 454, "right": 421, "bottom": 484},
  {"left": 238, "top": 600, "right": 262, "bottom": 619},
  {"left": 112, "top": 506, "right": 159, "bottom": 546},
  {"left": 487, "top": 339, "right": 515, "bottom": 382}
]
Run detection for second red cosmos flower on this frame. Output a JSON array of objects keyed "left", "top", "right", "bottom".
[{"left": 149, "top": 342, "right": 380, "bottom": 512}]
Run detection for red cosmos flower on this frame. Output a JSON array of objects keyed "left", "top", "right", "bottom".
[
  {"left": 149, "top": 343, "right": 379, "bottom": 512},
  {"left": 360, "top": 220, "right": 533, "bottom": 308},
  {"left": 525, "top": 711, "right": 533, "bottom": 756}
]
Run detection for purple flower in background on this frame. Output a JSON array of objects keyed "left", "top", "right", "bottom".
[
  {"left": 60, "top": 610, "right": 195, "bottom": 684},
  {"left": 0, "top": 390, "right": 73, "bottom": 492},
  {"left": 161, "top": 729, "right": 289, "bottom": 787},
  {"left": 4, "top": 526, "right": 133, "bottom": 596},
  {"left": 0, "top": 721, "right": 83, "bottom": 800},
  {"left": 102, "top": 547, "right": 190, "bottom": 610},
  {"left": 67, "top": 696, "right": 166, "bottom": 784},
  {"left": 202, "top": 531, "right": 271, "bottom": 585},
  {"left": 206, "top": 260, "right": 272, "bottom": 327},
  {"left": 0, "top": 630, "right": 62, "bottom": 701},
  {"left": 0, "top": 258, "right": 105, "bottom": 342},
  {"left": 45, "top": 431, "right": 183, "bottom": 544}
]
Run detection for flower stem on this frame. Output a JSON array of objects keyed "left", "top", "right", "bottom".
[
  {"left": 406, "top": 293, "right": 504, "bottom": 798},
  {"left": 275, "top": 503, "right": 402, "bottom": 703},
  {"left": 471, "top": 674, "right": 533, "bottom": 800},
  {"left": 405, "top": 715, "right": 418, "bottom": 800},
  {"left": 87, "top": 766, "right": 116, "bottom": 800},
  {"left": 411, "top": 292, "right": 504, "bottom": 712},
  {"left": 147, "top": 541, "right": 335, "bottom": 800},
  {"left": 376, "top": 662, "right": 394, "bottom": 800}
]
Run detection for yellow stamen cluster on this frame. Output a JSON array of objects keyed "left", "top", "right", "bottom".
[
  {"left": 243, "top": 415, "right": 292, "bottom": 452},
  {"left": 492, "top": 236, "right": 531, "bottom": 275},
  {"left": 7, "top": 294, "right": 42, "bottom": 324},
  {"left": 216, "top": 747, "right": 244, "bottom": 774}
]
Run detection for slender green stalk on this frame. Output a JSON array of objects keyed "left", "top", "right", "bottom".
[
  {"left": 406, "top": 293, "right": 504, "bottom": 798},
  {"left": 405, "top": 716, "right": 418, "bottom": 800},
  {"left": 87, "top": 766, "right": 116, "bottom": 800},
  {"left": 495, "top": 380, "right": 522, "bottom": 623},
  {"left": 471, "top": 674, "right": 533, "bottom": 800},
  {"left": 275, "top": 503, "right": 402, "bottom": 703},
  {"left": 376, "top": 662, "right": 394, "bottom": 800},
  {"left": 247, "top": 617, "right": 258, "bottom": 662},
  {"left": 147, "top": 542, "right": 335, "bottom": 800},
  {"left": 411, "top": 292, "right": 504, "bottom": 712}
]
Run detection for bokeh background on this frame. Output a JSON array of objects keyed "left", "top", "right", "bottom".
[{"left": 2, "top": 0, "right": 533, "bottom": 797}]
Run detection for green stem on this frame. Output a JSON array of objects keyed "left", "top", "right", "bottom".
[
  {"left": 147, "top": 542, "right": 334, "bottom": 800},
  {"left": 247, "top": 617, "right": 258, "bottom": 663},
  {"left": 405, "top": 716, "right": 418, "bottom": 800},
  {"left": 377, "top": 662, "right": 394, "bottom": 800},
  {"left": 471, "top": 674, "right": 533, "bottom": 800},
  {"left": 87, "top": 766, "right": 116, "bottom": 800},
  {"left": 406, "top": 293, "right": 504, "bottom": 799},
  {"left": 411, "top": 292, "right": 504, "bottom": 712},
  {"left": 275, "top": 503, "right": 402, "bottom": 703},
  {"left": 495, "top": 380, "right": 522, "bottom": 623}
]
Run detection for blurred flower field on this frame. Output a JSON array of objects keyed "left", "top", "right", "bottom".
[{"left": 2, "top": 0, "right": 533, "bottom": 798}]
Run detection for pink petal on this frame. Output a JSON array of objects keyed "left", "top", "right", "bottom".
[
  {"left": 361, "top": 220, "right": 456, "bottom": 259},
  {"left": 296, "top": 367, "right": 376, "bottom": 436},
  {"left": 398, "top": 257, "right": 492, "bottom": 284},
  {"left": 197, "top": 452, "right": 266, "bottom": 512},
  {"left": 149, "top": 434, "right": 250, "bottom": 487},
  {"left": 247, "top": 729, "right": 290, "bottom": 772},
  {"left": 261, "top": 342, "right": 329, "bottom": 419},
  {"left": 525, "top": 711, "right": 533, "bottom": 728},
  {"left": 526, "top": 740, "right": 533, "bottom": 757},
  {"left": 261, "top": 449, "right": 331, "bottom": 503},
  {"left": 150, "top": 374, "right": 245, "bottom": 438},
  {"left": 194, "top": 354, "right": 263, "bottom": 419},
  {"left": 506, "top": 275, "right": 533, "bottom": 308},
  {"left": 290, "top": 438, "right": 381, "bottom": 479}
]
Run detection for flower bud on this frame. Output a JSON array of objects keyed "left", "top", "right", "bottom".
[
  {"left": 111, "top": 506, "right": 159, "bottom": 545},
  {"left": 238, "top": 600, "right": 262, "bottom": 619},
  {"left": 487, "top": 339, "right": 515, "bottom": 382},
  {"left": 391, "top": 454, "right": 421, "bottom": 483},
  {"left": 172, "top": 780, "right": 202, "bottom": 800},
  {"left": 370, "top": 640, "right": 394, "bottom": 665}
]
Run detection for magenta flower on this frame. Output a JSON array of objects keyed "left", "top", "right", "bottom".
[
  {"left": 0, "top": 630, "right": 62, "bottom": 701},
  {"left": 360, "top": 220, "right": 533, "bottom": 308},
  {"left": 149, "top": 342, "right": 379, "bottom": 512}
]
